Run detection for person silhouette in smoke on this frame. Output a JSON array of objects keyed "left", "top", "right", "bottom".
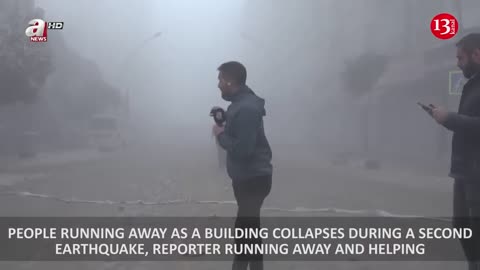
[{"left": 211, "top": 61, "right": 273, "bottom": 270}]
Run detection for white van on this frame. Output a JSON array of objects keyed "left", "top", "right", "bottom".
[{"left": 89, "top": 115, "right": 125, "bottom": 152}]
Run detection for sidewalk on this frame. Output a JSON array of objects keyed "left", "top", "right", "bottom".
[
  {"left": 0, "top": 149, "right": 106, "bottom": 172},
  {"left": 327, "top": 162, "right": 452, "bottom": 193},
  {"left": 271, "top": 147, "right": 452, "bottom": 193},
  {"left": 0, "top": 149, "right": 106, "bottom": 188},
  {"left": 0, "top": 172, "right": 49, "bottom": 187}
]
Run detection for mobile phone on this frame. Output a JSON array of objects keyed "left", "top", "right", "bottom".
[{"left": 417, "top": 102, "right": 434, "bottom": 115}]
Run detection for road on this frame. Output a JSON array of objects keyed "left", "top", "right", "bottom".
[{"left": 0, "top": 142, "right": 464, "bottom": 269}]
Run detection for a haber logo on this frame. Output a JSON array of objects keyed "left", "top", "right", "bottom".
[{"left": 25, "top": 19, "right": 64, "bottom": 42}]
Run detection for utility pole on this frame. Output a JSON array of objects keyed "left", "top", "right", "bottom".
[
  {"left": 119, "top": 31, "right": 162, "bottom": 118},
  {"left": 404, "top": 0, "right": 415, "bottom": 52},
  {"left": 453, "top": 1, "right": 463, "bottom": 30}
]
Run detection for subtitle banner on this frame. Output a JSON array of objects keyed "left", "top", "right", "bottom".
[{"left": 0, "top": 217, "right": 472, "bottom": 261}]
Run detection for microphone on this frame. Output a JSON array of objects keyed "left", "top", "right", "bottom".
[{"left": 210, "top": 107, "right": 226, "bottom": 126}]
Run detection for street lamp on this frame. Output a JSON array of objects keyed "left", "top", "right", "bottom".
[
  {"left": 151, "top": 31, "right": 162, "bottom": 39},
  {"left": 120, "top": 31, "right": 162, "bottom": 118}
]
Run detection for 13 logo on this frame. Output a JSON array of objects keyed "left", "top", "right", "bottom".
[{"left": 430, "top": 13, "right": 458, "bottom": 40}]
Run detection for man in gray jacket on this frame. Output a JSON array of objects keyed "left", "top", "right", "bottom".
[
  {"left": 212, "top": 61, "right": 273, "bottom": 270},
  {"left": 427, "top": 33, "right": 480, "bottom": 270}
]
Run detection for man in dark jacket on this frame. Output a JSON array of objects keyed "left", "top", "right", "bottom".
[
  {"left": 428, "top": 33, "right": 480, "bottom": 270},
  {"left": 212, "top": 61, "right": 273, "bottom": 270}
]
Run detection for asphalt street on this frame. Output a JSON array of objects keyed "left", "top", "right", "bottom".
[{"left": 0, "top": 142, "right": 464, "bottom": 269}]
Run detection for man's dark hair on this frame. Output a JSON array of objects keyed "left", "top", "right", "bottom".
[
  {"left": 217, "top": 61, "right": 247, "bottom": 85},
  {"left": 456, "top": 33, "right": 480, "bottom": 54}
]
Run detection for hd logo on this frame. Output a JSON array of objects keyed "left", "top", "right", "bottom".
[{"left": 25, "top": 19, "right": 64, "bottom": 42}]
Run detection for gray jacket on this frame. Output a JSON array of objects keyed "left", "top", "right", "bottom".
[
  {"left": 217, "top": 85, "right": 273, "bottom": 181},
  {"left": 444, "top": 74, "right": 480, "bottom": 179}
]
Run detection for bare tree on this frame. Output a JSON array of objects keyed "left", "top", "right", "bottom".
[
  {"left": 342, "top": 52, "right": 389, "bottom": 160},
  {"left": 0, "top": 5, "right": 53, "bottom": 106}
]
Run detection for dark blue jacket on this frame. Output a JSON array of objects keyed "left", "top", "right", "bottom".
[
  {"left": 217, "top": 85, "right": 273, "bottom": 181},
  {"left": 444, "top": 74, "right": 480, "bottom": 179}
]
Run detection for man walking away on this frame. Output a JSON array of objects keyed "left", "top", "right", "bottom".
[
  {"left": 211, "top": 61, "right": 273, "bottom": 270},
  {"left": 426, "top": 33, "right": 480, "bottom": 270}
]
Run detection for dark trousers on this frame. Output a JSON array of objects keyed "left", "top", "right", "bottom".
[
  {"left": 454, "top": 179, "right": 480, "bottom": 269},
  {"left": 231, "top": 174, "right": 272, "bottom": 270}
]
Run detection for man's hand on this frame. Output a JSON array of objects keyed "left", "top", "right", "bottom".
[
  {"left": 212, "top": 124, "right": 224, "bottom": 136},
  {"left": 431, "top": 105, "right": 449, "bottom": 124}
]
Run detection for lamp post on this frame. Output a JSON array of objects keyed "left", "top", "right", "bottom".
[
  {"left": 120, "top": 31, "right": 162, "bottom": 118},
  {"left": 453, "top": 1, "right": 463, "bottom": 30}
]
